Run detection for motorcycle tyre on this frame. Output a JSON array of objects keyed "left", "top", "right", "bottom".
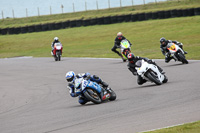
[
  {"left": 146, "top": 71, "right": 162, "bottom": 85},
  {"left": 163, "top": 75, "right": 168, "bottom": 83},
  {"left": 56, "top": 51, "right": 61, "bottom": 61},
  {"left": 54, "top": 55, "right": 58, "bottom": 61},
  {"left": 108, "top": 89, "right": 116, "bottom": 101},
  {"left": 83, "top": 89, "right": 102, "bottom": 104},
  {"left": 178, "top": 53, "right": 188, "bottom": 64}
]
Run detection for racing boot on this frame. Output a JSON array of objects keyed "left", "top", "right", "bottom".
[
  {"left": 100, "top": 80, "right": 109, "bottom": 88},
  {"left": 119, "top": 53, "right": 126, "bottom": 62}
]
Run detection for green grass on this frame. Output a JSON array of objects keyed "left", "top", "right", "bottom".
[
  {"left": 144, "top": 121, "right": 200, "bottom": 133},
  {"left": 0, "top": 0, "right": 200, "bottom": 28},
  {"left": 0, "top": 16, "right": 200, "bottom": 59}
]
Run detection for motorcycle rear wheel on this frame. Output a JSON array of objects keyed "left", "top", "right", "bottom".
[{"left": 83, "top": 89, "right": 102, "bottom": 104}]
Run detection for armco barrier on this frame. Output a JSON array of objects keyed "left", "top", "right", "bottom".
[
  {"left": 28, "top": 25, "right": 35, "bottom": 33},
  {"left": 83, "top": 19, "right": 90, "bottom": 26},
  {"left": 145, "top": 12, "right": 152, "bottom": 20},
  {"left": 1, "top": 28, "right": 8, "bottom": 35},
  {"left": 96, "top": 17, "right": 104, "bottom": 25},
  {"left": 62, "top": 21, "right": 70, "bottom": 29},
  {"left": 21, "top": 26, "right": 28, "bottom": 34},
  {"left": 110, "top": 16, "right": 118, "bottom": 24},
  {"left": 76, "top": 19, "right": 82, "bottom": 27},
  {"left": 90, "top": 18, "right": 97, "bottom": 25},
  {"left": 8, "top": 28, "right": 15, "bottom": 34},
  {"left": 117, "top": 15, "right": 125, "bottom": 23},
  {"left": 170, "top": 9, "right": 177, "bottom": 18},
  {"left": 14, "top": 27, "right": 21, "bottom": 34},
  {"left": 69, "top": 20, "right": 77, "bottom": 27},
  {"left": 138, "top": 13, "right": 146, "bottom": 21},
  {"left": 194, "top": 7, "right": 200, "bottom": 15},
  {"left": 48, "top": 23, "right": 55, "bottom": 30},
  {"left": 35, "top": 24, "right": 42, "bottom": 32},
  {"left": 104, "top": 16, "right": 111, "bottom": 24},
  {"left": 41, "top": 24, "right": 49, "bottom": 31},
  {"left": 1, "top": 8, "right": 200, "bottom": 35},
  {"left": 131, "top": 14, "right": 139, "bottom": 22},
  {"left": 55, "top": 22, "right": 62, "bottom": 29},
  {"left": 152, "top": 12, "right": 159, "bottom": 19},
  {"left": 164, "top": 11, "right": 171, "bottom": 18},
  {"left": 158, "top": 11, "right": 165, "bottom": 19},
  {"left": 124, "top": 14, "right": 132, "bottom": 22}
]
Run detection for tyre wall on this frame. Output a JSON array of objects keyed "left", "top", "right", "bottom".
[{"left": 1, "top": 7, "right": 200, "bottom": 35}]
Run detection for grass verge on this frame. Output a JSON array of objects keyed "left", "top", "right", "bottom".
[
  {"left": 143, "top": 121, "right": 200, "bottom": 133},
  {"left": 0, "top": 16, "right": 200, "bottom": 59},
  {"left": 0, "top": 0, "right": 200, "bottom": 28}
]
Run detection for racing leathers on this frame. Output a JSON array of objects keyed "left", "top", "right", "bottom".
[
  {"left": 127, "top": 56, "right": 164, "bottom": 85},
  {"left": 160, "top": 40, "right": 186, "bottom": 63},
  {"left": 67, "top": 73, "right": 109, "bottom": 104}
]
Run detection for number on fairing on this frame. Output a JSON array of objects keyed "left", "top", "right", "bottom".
[
  {"left": 169, "top": 44, "right": 175, "bottom": 50},
  {"left": 82, "top": 80, "right": 88, "bottom": 89}
]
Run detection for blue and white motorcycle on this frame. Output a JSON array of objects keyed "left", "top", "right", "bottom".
[{"left": 74, "top": 77, "right": 116, "bottom": 104}]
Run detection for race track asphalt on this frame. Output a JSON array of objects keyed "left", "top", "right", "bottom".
[{"left": 0, "top": 57, "right": 200, "bottom": 133}]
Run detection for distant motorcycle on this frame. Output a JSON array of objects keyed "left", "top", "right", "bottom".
[
  {"left": 74, "top": 77, "right": 116, "bottom": 105},
  {"left": 167, "top": 42, "right": 188, "bottom": 64},
  {"left": 135, "top": 59, "right": 168, "bottom": 85},
  {"left": 120, "top": 39, "right": 131, "bottom": 62},
  {"left": 52, "top": 42, "right": 63, "bottom": 61}
]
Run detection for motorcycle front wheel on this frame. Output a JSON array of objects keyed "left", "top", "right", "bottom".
[
  {"left": 83, "top": 89, "right": 102, "bottom": 104},
  {"left": 108, "top": 88, "right": 116, "bottom": 101},
  {"left": 178, "top": 53, "right": 188, "bottom": 64},
  {"left": 146, "top": 71, "right": 162, "bottom": 85}
]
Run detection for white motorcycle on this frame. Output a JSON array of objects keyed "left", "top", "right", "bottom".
[
  {"left": 135, "top": 60, "right": 168, "bottom": 85},
  {"left": 167, "top": 42, "right": 188, "bottom": 64},
  {"left": 120, "top": 39, "right": 131, "bottom": 62}
]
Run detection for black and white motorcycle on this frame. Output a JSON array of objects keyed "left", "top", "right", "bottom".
[{"left": 135, "top": 60, "right": 168, "bottom": 85}]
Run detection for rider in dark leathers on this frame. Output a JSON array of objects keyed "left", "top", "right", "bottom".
[
  {"left": 160, "top": 37, "right": 187, "bottom": 63},
  {"left": 65, "top": 71, "right": 110, "bottom": 104},
  {"left": 111, "top": 32, "right": 132, "bottom": 61},
  {"left": 127, "top": 53, "right": 164, "bottom": 85}
]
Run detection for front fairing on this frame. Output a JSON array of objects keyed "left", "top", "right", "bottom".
[
  {"left": 86, "top": 80, "right": 102, "bottom": 93},
  {"left": 54, "top": 43, "right": 63, "bottom": 50},
  {"left": 120, "top": 39, "right": 131, "bottom": 50},
  {"left": 135, "top": 60, "right": 149, "bottom": 76}
]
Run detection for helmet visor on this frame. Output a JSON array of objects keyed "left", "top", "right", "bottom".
[{"left": 66, "top": 75, "right": 74, "bottom": 82}]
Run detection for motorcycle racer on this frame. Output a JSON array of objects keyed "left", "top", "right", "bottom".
[
  {"left": 65, "top": 71, "right": 110, "bottom": 104},
  {"left": 111, "top": 32, "right": 132, "bottom": 61},
  {"left": 127, "top": 53, "right": 164, "bottom": 85},
  {"left": 160, "top": 37, "right": 187, "bottom": 63},
  {"left": 51, "top": 37, "right": 62, "bottom": 55}
]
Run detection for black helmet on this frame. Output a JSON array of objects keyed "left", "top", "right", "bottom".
[
  {"left": 160, "top": 37, "right": 166, "bottom": 45},
  {"left": 127, "top": 53, "right": 135, "bottom": 61}
]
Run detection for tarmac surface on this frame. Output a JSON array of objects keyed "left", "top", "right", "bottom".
[{"left": 0, "top": 57, "right": 200, "bottom": 133}]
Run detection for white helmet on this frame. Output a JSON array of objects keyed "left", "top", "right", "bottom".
[
  {"left": 65, "top": 71, "right": 75, "bottom": 83},
  {"left": 54, "top": 37, "right": 59, "bottom": 41},
  {"left": 117, "top": 32, "right": 122, "bottom": 37}
]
